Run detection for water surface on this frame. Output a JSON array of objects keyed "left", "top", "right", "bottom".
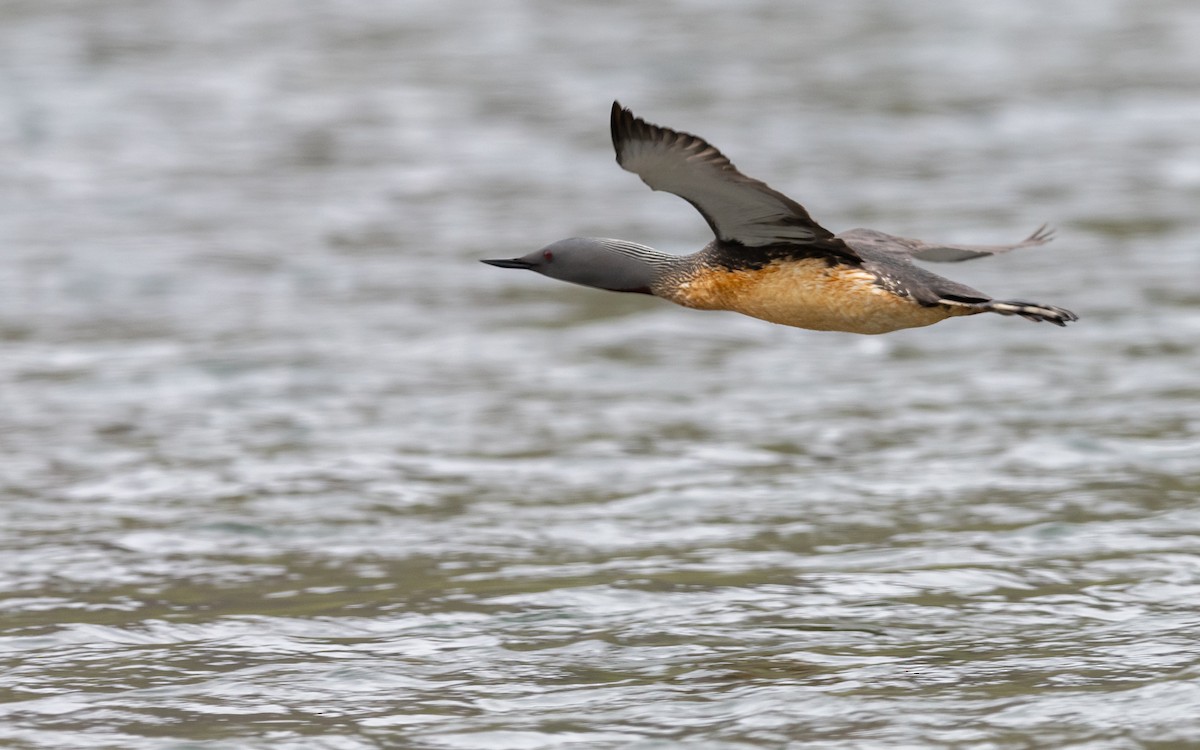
[{"left": 2, "top": 1, "right": 1200, "bottom": 747}]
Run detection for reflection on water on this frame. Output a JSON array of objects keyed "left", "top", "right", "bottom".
[{"left": 2, "top": 0, "right": 1200, "bottom": 747}]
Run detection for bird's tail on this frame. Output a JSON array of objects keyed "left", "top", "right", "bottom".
[{"left": 939, "top": 295, "right": 1079, "bottom": 326}]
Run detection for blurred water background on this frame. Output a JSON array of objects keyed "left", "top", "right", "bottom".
[{"left": 2, "top": 1, "right": 1200, "bottom": 747}]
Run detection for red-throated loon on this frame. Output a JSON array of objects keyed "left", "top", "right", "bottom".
[{"left": 483, "top": 102, "right": 1078, "bottom": 335}]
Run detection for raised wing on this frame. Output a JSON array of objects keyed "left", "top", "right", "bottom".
[
  {"left": 611, "top": 102, "right": 852, "bottom": 256},
  {"left": 838, "top": 224, "right": 1056, "bottom": 263}
]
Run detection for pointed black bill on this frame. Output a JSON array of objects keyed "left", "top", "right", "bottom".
[{"left": 481, "top": 258, "right": 534, "bottom": 269}]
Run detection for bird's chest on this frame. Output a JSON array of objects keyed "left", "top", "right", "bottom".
[{"left": 661, "top": 259, "right": 951, "bottom": 334}]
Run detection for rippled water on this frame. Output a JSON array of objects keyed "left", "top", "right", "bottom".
[{"left": 2, "top": 1, "right": 1200, "bottom": 747}]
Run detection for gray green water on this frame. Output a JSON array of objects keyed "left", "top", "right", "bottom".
[{"left": 2, "top": 1, "right": 1200, "bottom": 747}]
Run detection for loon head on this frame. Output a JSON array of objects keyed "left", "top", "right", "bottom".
[{"left": 482, "top": 237, "right": 669, "bottom": 294}]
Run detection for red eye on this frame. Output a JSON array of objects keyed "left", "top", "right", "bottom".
[{"left": 542, "top": 250, "right": 554, "bottom": 261}]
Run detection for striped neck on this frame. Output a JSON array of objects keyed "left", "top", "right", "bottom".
[{"left": 566, "top": 238, "right": 682, "bottom": 294}]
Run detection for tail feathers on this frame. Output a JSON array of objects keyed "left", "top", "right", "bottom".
[{"left": 939, "top": 296, "right": 1079, "bottom": 326}]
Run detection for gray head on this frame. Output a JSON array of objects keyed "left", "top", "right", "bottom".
[{"left": 481, "top": 237, "right": 673, "bottom": 295}]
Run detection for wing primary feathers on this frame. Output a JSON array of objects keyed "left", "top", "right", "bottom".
[{"left": 609, "top": 101, "right": 860, "bottom": 266}]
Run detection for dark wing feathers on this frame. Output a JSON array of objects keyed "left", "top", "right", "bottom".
[
  {"left": 610, "top": 102, "right": 860, "bottom": 264},
  {"left": 608, "top": 103, "right": 1058, "bottom": 272},
  {"left": 909, "top": 224, "right": 1055, "bottom": 262},
  {"left": 838, "top": 224, "right": 1056, "bottom": 263}
]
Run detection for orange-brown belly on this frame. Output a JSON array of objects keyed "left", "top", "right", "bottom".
[{"left": 659, "top": 259, "right": 963, "bottom": 334}]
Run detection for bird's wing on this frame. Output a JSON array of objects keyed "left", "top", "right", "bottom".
[
  {"left": 839, "top": 225, "right": 1056, "bottom": 263},
  {"left": 610, "top": 102, "right": 858, "bottom": 262}
]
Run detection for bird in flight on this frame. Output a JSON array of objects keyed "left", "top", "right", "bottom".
[{"left": 483, "top": 102, "right": 1077, "bottom": 334}]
